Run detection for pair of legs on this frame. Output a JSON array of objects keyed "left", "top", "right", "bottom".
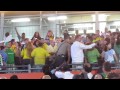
[
  {"left": 72, "top": 62, "right": 83, "bottom": 71},
  {"left": 22, "top": 59, "right": 31, "bottom": 70},
  {"left": 32, "top": 65, "right": 44, "bottom": 72}
]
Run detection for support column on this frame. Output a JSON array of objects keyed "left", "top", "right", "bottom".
[
  {"left": 95, "top": 11, "right": 99, "bottom": 32},
  {"left": 39, "top": 11, "right": 42, "bottom": 37},
  {"left": 0, "top": 13, "right": 4, "bottom": 41},
  {"left": 55, "top": 11, "right": 58, "bottom": 37}
]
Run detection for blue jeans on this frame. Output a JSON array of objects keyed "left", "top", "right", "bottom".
[
  {"left": 111, "top": 61, "right": 115, "bottom": 63},
  {"left": 22, "top": 59, "right": 31, "bottom": 70},
  {"left": 32, "top": 65, "right": 44, "bottom": 72},
  {"left": 110, "top": 61, "right": 116, "bottom": 67}
]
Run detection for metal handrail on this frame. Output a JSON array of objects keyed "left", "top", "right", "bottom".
[
  {"left": 0, "top": 65, "right": 28, "bottom": 68},
  {"left": 68, "top": 63, "right": 120, "bottom": 70},
  {"left": 0, "top": 65, "right": 30, "bottom": 73},
  {"left": 0, "top": 70, "right": 29, "bottom": 73},
  {"left": 0, "top": 63, "right": 119, "bottom": 73}
]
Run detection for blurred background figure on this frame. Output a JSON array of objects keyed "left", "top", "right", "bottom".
[
  {"left": 10, "top": 75, "right": 18, "bottom": 79},
  {"left": 42, "top": 75, "right": 51, "bottom": 79},
  {"left": 0, "top": 76, "right": 7, "bottom": 79},
  {"left": 45, "top": 30, "right": 54, "bottom": 45},
  {"left": 15, "top": 27, "right": 26, "bottom": 42},
  {"left": 93, "top": 74, "right": 103, "bottom": 79},
  {"left": 4, "top": 32, "right": 12, "bottom": 46},
  {"left": 114, "top": 34, "right": 120, "bottom": 61},
  {"left": 107, "top": 72, "right": 120, "bottom": 79},
  {"left": 116, "top": 28, "right": 119, "bottom": 32}
]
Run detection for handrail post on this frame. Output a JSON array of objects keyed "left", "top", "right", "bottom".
[{"left": 28, "top": 64, "right": 31, "bottom": 73}]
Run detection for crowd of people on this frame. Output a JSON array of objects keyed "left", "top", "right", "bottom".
[{"left": 0, "top": 27, "right": 120, "bottom": 79}]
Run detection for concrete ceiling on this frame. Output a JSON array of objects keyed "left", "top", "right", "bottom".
[{"left": 0, "top": 11, "right": 120, "bottom": 16}]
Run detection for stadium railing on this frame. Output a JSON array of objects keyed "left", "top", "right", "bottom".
[{"left": 0, "top": 63, "right": 120, "bottom": 73}]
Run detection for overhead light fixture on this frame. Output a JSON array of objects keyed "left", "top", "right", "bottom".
[
  {"left": 48, "top": 16, "right": 67, "bottom": 21},
  {"left": 47, "top": 17, "right": 56, "bottom": 21},
  {"left": 11, "top": 18, "right": 30, "bottom": 22},
  {"left": 57, "top": 16, "right": 67, "bottom": 20},
  {"left": 73, "top": 23, "right": 93, "bottom": 28}
]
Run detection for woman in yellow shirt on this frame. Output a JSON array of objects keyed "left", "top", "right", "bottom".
[
  {"left": 21, "top": 42, "right": 34, "bottom": 66},
  {"left": 31, "top": 41, "right": 50, "bottom": 72}
]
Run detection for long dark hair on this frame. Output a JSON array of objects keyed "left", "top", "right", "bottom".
[
  {"left": 33, "top": 39, "right": 39, "bottom": 47},
  {"left": 105, "top": 38, "right": 110, "bottom": 45},
  {"left": 32, "top": 32, "right": 41, "bottom": 40},
  {"left": 103, "top": 43, "right": 113, "bottom": 52},
  {"left": 116, "top": 34, "right": 120, "bottom": 45}
]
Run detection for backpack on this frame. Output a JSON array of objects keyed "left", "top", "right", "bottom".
[{"left": 46, "top": 42, "right": 66, "bottom": 70}]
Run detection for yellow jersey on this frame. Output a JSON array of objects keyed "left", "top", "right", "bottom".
[
  {"left": 21, "top": 48, "right": 31, "bottom": 59},
  {"left": 31, "top": 47, "right": 50, "bottom": 65},
  {"left": 92, "top": 37, "right": 102, "bottom": 43},
  {"left": 42, "top": 43, "right": 48, "bottom": 50},
  {"left": 11, "top": 45, "right": 17, "bottom": 53}
]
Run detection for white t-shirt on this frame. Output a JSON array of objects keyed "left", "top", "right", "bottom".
[
  {"left": 55, "top": 71, "right": 64, "bottom": 79},
  {"left": 87, "top": 73, "right": 93, "bottom": 79},
  {"left": 104, "top": 49, "right": 116, "bottom": 63},
  {"left": 4, "top": 35, "right": 12, "bottom": 43},
  {"left": 71, "top": 41, "right": 96, "bottom": 63},
  {"left": 64, "top": 71, "right": 74, "bottom": 79},
  {"left": 55, "top": 71, "right": 74, "bottom": 79}
]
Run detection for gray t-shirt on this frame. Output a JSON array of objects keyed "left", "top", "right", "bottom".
[{"left": 57, "top": 41, "right": 71, "bottom": 56}]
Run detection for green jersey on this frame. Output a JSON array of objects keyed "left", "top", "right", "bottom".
[
  {"left": 85, "top": 48, "right": 100, "bottom": 63},
  {"left": 5, "top": 48, "right": 15, "bottom": 64}
]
